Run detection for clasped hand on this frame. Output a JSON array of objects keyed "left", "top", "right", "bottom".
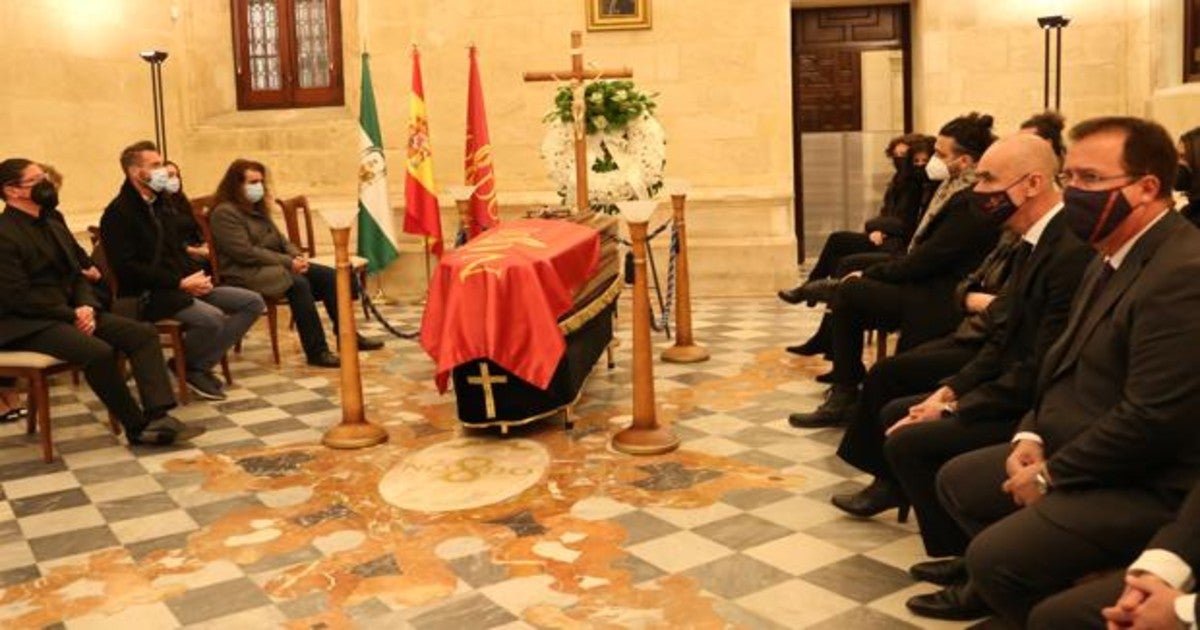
[
  {"left": 1102, "top": 573, "right": 1184, "bottom": 630},
  {"left": 1002, "top": 440, "right": 1046, "bottom": 506},
  {"left": 179, "top": 270, "right": 213, "bottom": 296},
  {"left": 291, "top": 256, "right": 309, "bottom": 274},
  {"left": 73, "top": 305, "right": 96, "bottom": 336}
]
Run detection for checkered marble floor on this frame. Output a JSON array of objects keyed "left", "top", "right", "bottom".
[{"left": 0, "top": 296, "right": 978, "bottom": 629}]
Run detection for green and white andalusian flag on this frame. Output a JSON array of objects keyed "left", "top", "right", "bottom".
[{"left": 356, "top": 52, "right": 399, "bottom": 273}]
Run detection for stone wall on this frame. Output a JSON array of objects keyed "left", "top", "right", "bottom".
[{"left": 2, "top": 0, "right": 796, "bottom": 298}]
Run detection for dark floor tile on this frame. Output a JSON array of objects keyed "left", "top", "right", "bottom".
[
  {"left": 165, "top": 577, "right": 272, "bottom": 625},
  {"left": 278, "top": 592, "right": 329, "bottom": 619},
  {"left": 96, "top": 491, "right": 179, "bottom": 522},
  {"left": 242, "top": 418, "right": 311, "bottom": 437},
  {"left": 711, "top": 600, "right": 791, "bottom": 630},
  {"left": 806, "top": 605, "right": 922, "bottom": 629},
  {"left": 0, "top": 519, "right": 24, "bottom": 546},
  {"left": 72, "top": 460, "right": 148, "bottom": 485},
  {"left": 729, "top": 449, "right": 795, "bottom": 470},
  {"left": 54, "top": 433, "right": 122, "bottom": 454},
  {"left": 126, "top": 531, "right": 194, "bottom": 561},
  {"left": 613, "top": 510, "right": 681, "bottom": 546},
  {"left": 801, "top": 555, "right": 916, "bottom": 603},
  {"left": 279, "top": 399, "right": 338, "bottom": 416},
  {"left": 683, "top": 553, "right": 793, "bottom": 599},
  {"left": 9, "top": 487, "right": 91, "bottom": 518},
  {"left": 447, "top": 551, "right": 508, "bottom": 588},
  {"left": 185, "top": 495, "right": 264, "bottom": 526},
  {"left": 694, "top": 514, "right": 793, "bottom": 551},
  {"left": 613, "top": 554, "right": 666, "bottom": 584},
  {"left": 0, "top": 459, "right": 67, "bottom": 483},
  {"left": 199, "top": 439, "right": 268, "bottom": 457},
  {"left": 719, "top": 486, "right": 793, "bottom": 510},
  {"left": 0, "top": 564, "right": 40, "bottom": 588},
  {"left": 28, "top": 525, "right": 119, "bottom": 562},
  {"left": 408, "top": 593, "right": 516, "bottom": 630},
  {"left": 153, "top": 469, "right": 207, "bottom": 490}
]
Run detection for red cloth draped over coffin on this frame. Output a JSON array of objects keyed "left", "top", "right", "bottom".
[
  {"left": 421, "top": 216, "right": 620, "bottom": 429},
  {"left": 422, "top": 218, "right": 601, "bottom": 392}
]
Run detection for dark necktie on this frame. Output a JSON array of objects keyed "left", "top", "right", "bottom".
[{"left": 1082, "top": 262, "right": 1116, "bottom": 314}]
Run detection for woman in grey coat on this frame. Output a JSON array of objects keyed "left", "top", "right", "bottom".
[{"left": 207, "top": 159, "right": 383, "bottom": 367}]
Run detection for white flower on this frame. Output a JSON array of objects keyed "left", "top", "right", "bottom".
[
  {"left": 592, "top": 116, "right": 609, "bottom": 130},
  {"left": 588, "top": 91, "right": 604, "bottom": 104},
  {"left": 613, "top": 90, "right": 628, "bottom": 102},
  {"left": 541, "top": 113, "right": 667, "bottom": 209}
]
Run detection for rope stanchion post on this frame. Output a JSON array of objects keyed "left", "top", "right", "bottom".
[{"left": 661, "top": 182, "right": 708, "bottom": 363}]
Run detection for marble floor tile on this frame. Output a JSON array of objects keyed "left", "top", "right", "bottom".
[
  {"left": 800, "top": 554, "right": 918, "bottom": 603},
  {"left": 164, "top": 577, "right": 274, "bottom": 625}
]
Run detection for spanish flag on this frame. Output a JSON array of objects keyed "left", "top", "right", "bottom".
[
  {"left": 403, "top": 46, "right": 444, "bottom": 257},
  {"left": 464, "top": 45, "right": 498, "bottom": 238}
]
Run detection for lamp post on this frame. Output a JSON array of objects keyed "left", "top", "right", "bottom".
[
  {"left": 660, "top": 179, "right": 708, "bottom": 364},
  {"left": 611, "top": 199, "right": 679, "bottom": 455},
  {"left": 1037, "top": 15, "right": 1070, "bottom": 111},
  {"left": 318, "top": 207, "right": 389, "bottom": 450},
  {"left": 138, "top": 50, "right": 169, "bottom": 158},
  {"left": 445, "top": 184, "right": 479, "bottom": 246}
]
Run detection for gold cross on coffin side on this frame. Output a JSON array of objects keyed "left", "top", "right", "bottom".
[
  {"left": 467, "top": 362, "right": 509, "bottom": 419},
  {"left": 523, "top": 30, "right": 633, "bottom": 214}
]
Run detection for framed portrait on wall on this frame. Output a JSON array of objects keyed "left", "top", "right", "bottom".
[{"left": 587, "top": 0, "right": 652, "bottom": 32}]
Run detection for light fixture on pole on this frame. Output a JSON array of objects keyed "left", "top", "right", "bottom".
[
  {"left": 138, "top": 50, "right": 170, "bottom": 158},
  {"left": 611, "top": 199, "right": 680, "bottom": 455},
  {"left": 318, "top": 207, "right": 390, "bottom": 450},
  {"left": 1036, "top": 15, "right": 1070, "bottom": 111},
  {"left": 660, "top": 179, "right": 708, "bottom": 364}
]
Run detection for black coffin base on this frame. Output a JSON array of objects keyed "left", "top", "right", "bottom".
[{"left": 451, "top": 300, "right": 615, "bottom": 431}]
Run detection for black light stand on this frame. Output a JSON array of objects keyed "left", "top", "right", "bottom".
[
  {"left": 1037, "top": 16, "right": 1070, "bottom": 111},
  {"left": 139, "top": 50, "right": 169, "bottom": 158}
]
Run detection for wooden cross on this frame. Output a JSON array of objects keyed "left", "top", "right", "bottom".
[
  {"left": 523, "top": 31, "right": 633, "bottom": 214},
  {"left": 467, "top": 362, "right": 508, "bottom": 419}
]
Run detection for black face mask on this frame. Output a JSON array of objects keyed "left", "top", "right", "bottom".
[
  {"left": 970, "top": 174, "right": 1029, "bottom": 226},
  {"left": 1175, "top": 164, "right": 1193, "bottom": 195},
  {"left": 1063, "top": 184, "right": 1135, "bottom": 244},
  {"left": 892, "top": 156, "right": 906, "bottom": 173},
  {"left": 30, "top": 180, "right": 58, "bottom": 212}
]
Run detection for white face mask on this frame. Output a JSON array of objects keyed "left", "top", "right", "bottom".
[
  {"left": 925, "top": 155, "right": 951, "bottom": 181},
  {"left": 145, "top": 167, "right": 170, "bottom": 192},
  {"left": 244, "top": 182, "right": 265, "bottom": 203},
  {"left": 164, "top": 176, "right": 181, "bottom": 194}
]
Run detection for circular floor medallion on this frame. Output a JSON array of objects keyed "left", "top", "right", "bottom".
[{"left": 379, "top": 438, "right": 550, "bottom": 512}]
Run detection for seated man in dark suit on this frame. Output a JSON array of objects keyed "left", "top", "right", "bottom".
[
  {"left": 1019, "top": 480, "right": 1200, "bottom": 629},
  {"left": 0, "top": 158, "right": 204, "bottom": 446},
  {"left": 789, "top": 113, "right": 1002, "bottom": 427},
  {"left": 932, "top": 117, "right": 1200, "bottom": 627},
  {"left": 101, "top": 141, "right": 265, "bottom": 401},
  {"left": 828, "top": 134, "right": 1093, "bottom": 534}
]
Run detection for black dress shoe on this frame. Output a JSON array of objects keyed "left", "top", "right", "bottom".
[
  {"left": 906, "top": 583, "right": 990, "bottom": 621},
  {"left": 795, "top": 278, "right": 841, "bottom": 306},
  {"left": 910, "top": 557, "right": 968, "bottom": 586},
  {"left": 307, "top": 350, "right": 341, "bottom": 368},
  {"left": 356, "top": 334, "right": 384, "bottom": 351},
  {"left": 778, "top": 286, "right": 807, "bottom": 305},
  {"left": 788, "top": 385, "right": 857, "bottom": 428},
  {"left": 831, "top": 477, "right": 910, "bottom": 523}
]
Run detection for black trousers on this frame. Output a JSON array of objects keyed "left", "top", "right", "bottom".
[
  {"left": 937, "top": 444, "right": 1178, "bottom": 627},
  {"left": 286, "top": 263, "right": 358, "bottom": 359},
  {"left": 836, "top": 335, "right": 981, "bottom": 479},
  {"left": 829, "top": 277, "right": 907, "bottom": 385},
  {"left": 1025, "top": 570, "right": 1122, "bottom": 630},
  {"left": 807, "top": 231, "right": 879, "bottom": 281},
  {"left": 5, "top": 313, "right": 175, "bottom": 433},
  {"left": 883, "top": 400, "right": 1016, "bottom": 557}
]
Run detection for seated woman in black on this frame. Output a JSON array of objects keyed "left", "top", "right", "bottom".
[{"left": 207, "top": 159, "right": 383, "bottom": 368}]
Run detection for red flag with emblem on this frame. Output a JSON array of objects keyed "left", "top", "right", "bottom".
[{"left": 464, "top": 45, "right": 499, "bottom": 238}]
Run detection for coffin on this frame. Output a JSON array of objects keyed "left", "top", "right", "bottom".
[{"left": 421, "top": 213, "right": 620, "bottom": 430}]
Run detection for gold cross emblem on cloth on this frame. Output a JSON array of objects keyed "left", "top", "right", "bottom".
[{"left": 467, "top": 363, "right": 509, "bottom": 419}]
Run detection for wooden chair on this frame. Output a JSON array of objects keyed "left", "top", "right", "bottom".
[
  {"left": 277, "top": 195, "right": 371, "bottom": 319},
  {"left": 192, "top": 204, "right": 286, "bottom": 365},
  {"left": 0, "top": 352, "right": 121, "bottom": 463},
  {"left": 88, "top": 227, "right": 232, "bottom": 396}
]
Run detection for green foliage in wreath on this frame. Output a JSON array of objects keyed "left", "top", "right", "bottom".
[{"left": 543, "top": 80, "right": 658, "bottom": 135}]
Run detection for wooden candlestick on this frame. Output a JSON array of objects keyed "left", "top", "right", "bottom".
[
  {"left": 612, "top": 219, "right": 679, "bottom": 455},
  {"left": 661, "top": 192, "right": 709, "bottom": 363},
  {"left": 322, "top": 225, "right": 389, "bottom": 450}
]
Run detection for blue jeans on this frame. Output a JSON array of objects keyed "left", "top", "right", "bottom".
[{"left": 171, "top": 286, "right": 264, "bottom": 372}]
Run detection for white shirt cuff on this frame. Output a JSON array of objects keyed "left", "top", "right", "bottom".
[
  {"left": 1129, "top": 549, "right": 1194, "bottom": 590},
  {"left": 1175, "top": 593, "right": 1196, "bottom": 627},
  {"left": 1011, "top": 431, "right": 1043, "bottom": 445}
]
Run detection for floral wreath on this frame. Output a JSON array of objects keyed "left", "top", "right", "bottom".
[{"left": 540, "top": 80, "right": 666, "bottom": 213}]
